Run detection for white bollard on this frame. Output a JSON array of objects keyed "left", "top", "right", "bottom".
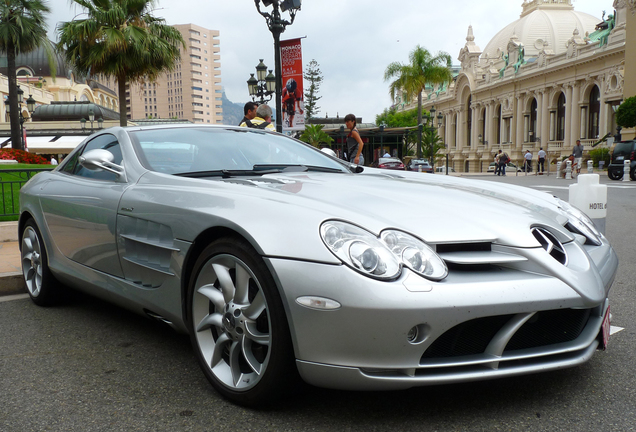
[
  {"left": 587, "top": 160, "right": 594, "bottom": 173},
  {"left": 565, "top": 160, "right": 572, "bottom": 180},
  {"left": 569, "top": 174, "right": 607, "bottom": 234},
  {"left": 556, "top": 161, "right": 563, "bottom": 178},
  {"left": 418, "top": 165, "right": 422, "bottom": 173},
  {"left": 623, "top": 159, "right": 631, "bottom": 182}
]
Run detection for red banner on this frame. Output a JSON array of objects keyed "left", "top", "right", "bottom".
[{"left": 280, "top": 38, "right": 304, "bottom": 131}]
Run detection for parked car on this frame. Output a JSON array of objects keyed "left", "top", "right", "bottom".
[
  {"left": 371, "top": 157, "right": 405, "bottom": 170},
  {"left": 406, "top": 159, "right": 433, "bottom": 173},
  {"left": 488, "top": 161, "right": 523, "bottom": 172},
  {"left": 607, "top": 140, "right": 636, "bottom": 181},
  {"left": 20, "top": 125, "right": 618, "bottom": 407}
]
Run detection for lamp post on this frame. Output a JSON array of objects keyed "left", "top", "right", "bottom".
[
  {"left": 246, "top": 59, "right": 276, "bottom": 104},
  {"left": 254, "top": 0, "right": 302, "bottom": 133}
]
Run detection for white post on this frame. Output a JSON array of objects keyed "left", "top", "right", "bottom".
[
  {"left": 565, "top": 160, "right": 572, "bottom": 180},
  {"left": 587, "top": 160, "right": 594, "bottom": 173},
  {"left": 624, "top": 160, "right": 631, "bottom": 182},
  {"left": 569, "top": 174, "right": 607, "bottom": 234},
  {"left": 557, "top": 161, "right": 563, "bottom": 179},
  {"left": 418, "top": 165, "right": 422, "bottom": 173}
]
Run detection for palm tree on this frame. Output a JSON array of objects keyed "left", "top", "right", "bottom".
[
  {"left": 0, "top": 0, "right": 52, "bottom": 150},
  {"left": 299, "top": 124, "right": 333, "bottom": 148},
  {"left": 57, "top": 0, "right": 185, "bottom": 127},
  {"left": 384, "top": 45, "right": 452, "bottom": 132}
]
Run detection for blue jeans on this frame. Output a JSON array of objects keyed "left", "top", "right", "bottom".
[{"left": 350, "top": 154, "right": 364, "bottom": 165}]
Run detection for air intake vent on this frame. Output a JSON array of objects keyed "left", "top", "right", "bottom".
[{"left": 531, "top": 227, "right": 567, "bottom": 265}]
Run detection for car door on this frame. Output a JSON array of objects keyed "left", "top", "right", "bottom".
[{"left": 39, "top": 133, "right": 126, "bottom": 277}]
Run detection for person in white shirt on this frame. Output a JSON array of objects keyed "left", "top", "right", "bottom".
[
  {"left": 383, "top": 152, "right": 391, "bottom": 157},
  {"left": 537, "top": 147, "right": 547, "bottom": 173},
  {"left": 523, "top": 150, "right": 532, "bottom": 172},
  {"left": 50, "top": 156, "right": 58, "bottom": 165}
]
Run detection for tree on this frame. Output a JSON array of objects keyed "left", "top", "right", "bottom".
[
  {"left": 0, "top": 0, "right": 52, "bottom": 150},
  {"left": 616, "top": 96, "right": 636, "bottom": 129},
  {"left": 298, "top": 124, "right": 333, "bottom": 148},
  {"left": 303, "top": 59, "right": 323, "bottom": 120},
  {"left": 422, "top": 126, "right": 445, "bottom": 163},
  {"left": 375, "top": 107, "right": 418, "bottom": 128},
  {"left": 57, "top": 0, "right": 185, "bottom": 127},
  {"left": 384, "top": 45, "right": 452, "bottom": 157}
]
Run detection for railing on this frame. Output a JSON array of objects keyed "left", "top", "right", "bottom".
[{"left": 0, "top": 169, "right": 53, "bottom": 217}]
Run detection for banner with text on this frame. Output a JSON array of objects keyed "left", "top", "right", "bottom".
[{"left": 280, "top": 38, "right": 305, "bottom": 131}]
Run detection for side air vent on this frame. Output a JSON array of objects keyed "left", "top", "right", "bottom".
[{"left": 531, "top": 227, "right": 567, "bottom": 265}]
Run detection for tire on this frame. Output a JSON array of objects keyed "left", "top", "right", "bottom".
[
  {"left": 631, "top": 165, "right": 636, "bottom": 182},
  {"left": 608, "top": 168, "right": 622, "bottom": 181},
  {"left": 187, "top": 237, "right": 298, "bottom": 407},
  {"left": 21, "top": 219, "right": 62, "bottom": 306}
]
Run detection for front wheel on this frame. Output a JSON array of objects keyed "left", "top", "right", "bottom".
[
  {"left": 608, "top": 168, "right": 622, "bottom": 180},
  {"left": 187, "top": 237, "right": 298, "bottom": 407},
  {"left": 21, "top": 219, "right": 62, "bottom": 306},
  {"left": 631, "top": 165, "right": 636, "bottom": 181}
]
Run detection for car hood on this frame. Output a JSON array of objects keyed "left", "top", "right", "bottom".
[{"left": 192, "top": 169, "right": 570, "bottom": 249}]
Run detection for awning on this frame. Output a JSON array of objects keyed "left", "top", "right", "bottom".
[{"left": 25, "top": 135, "right": 87, "bottom": 153}]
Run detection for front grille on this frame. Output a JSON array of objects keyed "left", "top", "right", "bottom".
[
  {"left": 420, "top": 308, "right": 592, "bottom": 362},
  {"left": 421, "top": 314, "right": 514, "bottom": 358},
  {"left": 504, "top": 308, "right": 591, "bottom": 351}
]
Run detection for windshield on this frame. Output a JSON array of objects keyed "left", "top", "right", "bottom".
[{"left": 129, "top": 127, "right": 349, "bottom": 175}]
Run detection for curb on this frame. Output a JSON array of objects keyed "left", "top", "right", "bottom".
[
  {"left": 0, "top": 221, "right": 18, "bottom": 242},
  {"left": 0, "top": 272, "right": 27, "bottom": 296}
]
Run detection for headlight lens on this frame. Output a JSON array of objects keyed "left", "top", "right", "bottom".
[
  {"left": 320, "top": 221, "right": 447, "bottom": 281},
  {"left": 557, "top": 199, "right": 602, "bottom": 246}
]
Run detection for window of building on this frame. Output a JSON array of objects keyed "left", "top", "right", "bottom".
[
  {"left": 557, "top": 92, "right": 566, "bottom": 141},
  {"left": 588, "top": 86, "right": 600, "bottom": 139},
  {"left": 530, "top": 98, "right": 537, "bottom": 142}
]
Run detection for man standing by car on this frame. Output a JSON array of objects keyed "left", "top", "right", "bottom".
[
  {"left": 240, "top": 104, "right": 276, "bottom": 131},
  {"left": 498, "top": 150, "right": 509, "bottom": 176},
  {"left": 239, "top": 102, "right": 258, "bottom": 126},
  {"left": 573, "top": 140, "right": 584, "bottom": 175},
  {"left": 523, "top": 150, "right": 533, "bottom": 172}
]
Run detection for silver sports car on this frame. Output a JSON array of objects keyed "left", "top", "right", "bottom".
[{"left": 19, "top": 125, "right": 618, "bottom": 406}]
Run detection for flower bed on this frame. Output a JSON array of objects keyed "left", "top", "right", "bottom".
[{"left": 0, "top": 149, "right": 50, "bottom": 164}]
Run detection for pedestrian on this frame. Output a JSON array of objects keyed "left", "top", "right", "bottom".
[
  {"left": 239, "top": 102, "right": 258, "bottom": 126},
  {"left": 523, "top": 150, "right": 532, "bottom": 172},
  {"left": 498, "top": 150, "right": 509, "bottom": 176},
  {"left": 50, "top": 156, "right": 58, "bottom": 165},
  {"left": 383, "top": 151, "right": 391, "bottom": 158},
  {"left": 559, "top": 154, "right": 577, "bottom": 179},
  {"left": 537, "top": 147, "right": 546, "bottom": 173},
  {"left": 344, "top": 113, "right": 364, "bottom": 165},
  {"left": 239, "top": 104, "right": 276, "bottom": 131},
  {"left": 494, "top": 151, "right": 502, "bottom": 175},
  {"left": 573, "top": 139, "right": 584, "bottom": 175}
]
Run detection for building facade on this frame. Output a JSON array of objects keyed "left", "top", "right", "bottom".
[
  {"left": 402, "top": 0, "right": 628, "bottom": 172},
  {"left": 125, "top": 24, "right": 223, "bottom": 124}
]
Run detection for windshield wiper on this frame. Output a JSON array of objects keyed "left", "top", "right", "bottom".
[
  {"left": 253, "top": 164, "right": 347, "bottom": 173},
  {"left": 174, "top": 164, "right": 346, "bottom": 178}
]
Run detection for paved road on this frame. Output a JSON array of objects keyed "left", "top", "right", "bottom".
[{"left": 1, "top": 174, "right": 635, "bottom": 431}]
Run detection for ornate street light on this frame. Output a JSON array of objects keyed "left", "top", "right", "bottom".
[
  {"left": 246, "top": 60, "right": 276, "bottom": 104},
  {"left": 254, "top": 0, "right": 302, "bottom": 133}
]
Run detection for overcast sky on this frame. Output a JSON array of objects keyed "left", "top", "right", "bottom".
[{"left": 45, "top": 0, "right": 609, "bottom": 124}]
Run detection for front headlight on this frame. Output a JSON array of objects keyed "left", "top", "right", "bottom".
[
  {"left": 320, "top": 221, "right": 448, "bottom": 281},
  {"left": 556, "top": 199, "right": 602, "bottom": 246}
]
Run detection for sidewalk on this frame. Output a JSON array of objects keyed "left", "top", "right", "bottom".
[{"left": 0, "top": 222, "right": 26, "bottom": 296}]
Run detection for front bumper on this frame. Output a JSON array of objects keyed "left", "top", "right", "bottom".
[{"left": 266, "top": 240, "right": 617, "bottom": 391}]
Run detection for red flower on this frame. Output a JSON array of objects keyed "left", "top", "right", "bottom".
[{"left": 0, "top": 149, "right": 49, "bottom": 164}]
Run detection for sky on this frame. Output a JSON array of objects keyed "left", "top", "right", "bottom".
[{"left": 44, "top": 0, "right": 610, "bottom": 124}]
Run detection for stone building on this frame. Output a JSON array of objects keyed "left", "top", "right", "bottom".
[{"left": 402, "top": 0, "right": 629, "bottom": 172}]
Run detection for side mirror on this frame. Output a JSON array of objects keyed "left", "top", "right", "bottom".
[{"left": 79, "top": 149, "right": 126, "bottom": 180}]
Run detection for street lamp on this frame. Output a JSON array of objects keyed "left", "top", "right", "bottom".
[
  {"left": 246, "top": 59, "right": 276, "bottom": 104},
  {"left": 254, "top": 0, "right": 302, "bottom": 133}
]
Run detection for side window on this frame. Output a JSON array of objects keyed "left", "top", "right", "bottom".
[{"left": 73, "top": 134, "right": 123, "bottom": 181}]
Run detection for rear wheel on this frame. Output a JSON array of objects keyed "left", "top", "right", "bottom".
[
  {"left": 608, "top": 168, "right": 622, "bottom": 180},
  {"left": 187, "top": 237, "right": 298, "bottom": 407},
  {"left": 631, "top": 165, "right": 636, "bottom": 181},
  {"left": 21, "top": 219, "right": 62, "bottom": 306}
]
